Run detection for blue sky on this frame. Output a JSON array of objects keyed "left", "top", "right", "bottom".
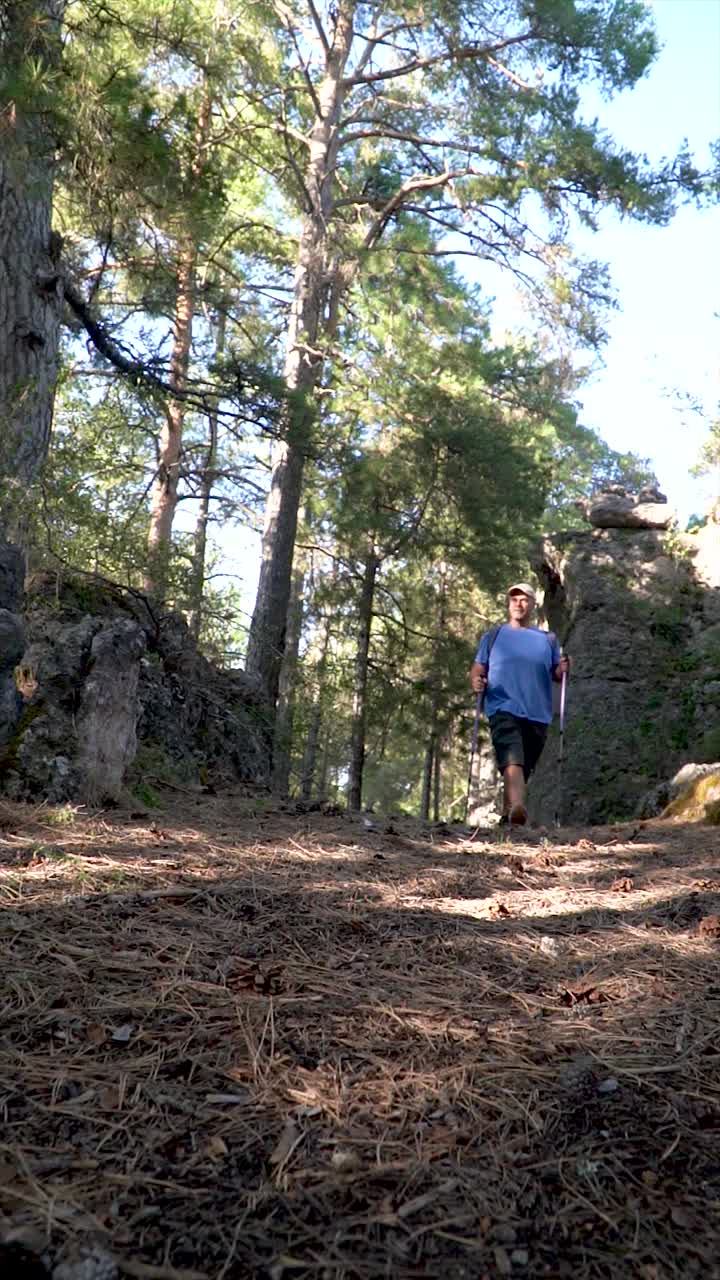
[
  {"left": 227, "top": 0, "right": 719, "bottom": 621},
  {"left": 540, "top": 0, "right": 719, "bottom": 521}
]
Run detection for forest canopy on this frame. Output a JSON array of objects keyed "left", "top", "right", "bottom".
[{"left": 1, "top": 0, "right": 716, "bottom": 814}]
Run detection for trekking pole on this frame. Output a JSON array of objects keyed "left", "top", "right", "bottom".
[
  {"left": 463, "top": 687, "right": 484, "bottom": 825},
  {"left": 555, "top": 650, "right": 568, "bottom": 829}
]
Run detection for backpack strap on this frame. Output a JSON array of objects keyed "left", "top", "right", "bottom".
[{"left": 485, "top": 624, "right": 503, "bottom": 665}]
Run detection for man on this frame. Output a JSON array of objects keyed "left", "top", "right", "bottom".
[{"left": 469, "top": 583, "right": 570, "bottom": 827}]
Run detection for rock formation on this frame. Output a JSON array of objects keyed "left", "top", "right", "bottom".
[
  {"left": 0, "top": 543, "right": 25, "bottom": 752},
  {"left": 574, "top": 484, "right": 673, "bottom": 529},
  {"left": 529, "top": 494, "right": 720, "bottom": 825},
  {"left": 0, "top": 564, "right": 269, "bottom": 804}
]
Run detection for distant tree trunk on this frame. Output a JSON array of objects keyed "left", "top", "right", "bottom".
[
  {"left": 144, "top": 85, "right": 212, "bottom": 600},
  {"left": 421, "top": 563, "right": 446, "bottom": 821},
  {"left": 272, "top": 543, "right": 306, "bottom": 794},
  {"left": 300, "top": 607, "right": 333, "bottom": 801},
  {"left": 188, "top": 310, "right": 226, "bottom": 643},
  {"left": 244, "top": 4, "right": 355, "bottom": 707},
  {"left": 432, "top": 739, "right": 441, "bottom": 822},
  {"left": 0, "top": 0, "right": 65, "bottom": 540},
  {"left": 317, "top": 735, "right": 330, "bottom": 801},
  {"left": 347, "top": 551, "right": 378, "bottom": 811},
  {"left": 420, "top": 736, "right": 435, "bottom": 822}
]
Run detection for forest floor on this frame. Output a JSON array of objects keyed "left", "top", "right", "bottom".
[{"left": 1, "top": 791, "right": 719, "bottom": 1280}]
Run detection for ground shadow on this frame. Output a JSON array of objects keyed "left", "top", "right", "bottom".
[{"left": 1, "top": 797, "right": 720, "bottom": 1279}]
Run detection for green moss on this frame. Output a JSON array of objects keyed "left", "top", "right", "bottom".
[
  {"left": 704, "top": 799, "right": 720, "bottom": 826},
  {"left": 0, "top": 703, "right": 45, "bottom": 776},
  {"left": 663, "top": 770, "right": 720, "bottom": 820}
]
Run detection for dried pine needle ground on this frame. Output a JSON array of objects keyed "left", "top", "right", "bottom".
[{"left": 1, "top": 795, "right": 719, "bottom": 1279}]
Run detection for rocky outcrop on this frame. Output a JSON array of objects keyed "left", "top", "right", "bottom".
[
  {"left": 0, "top": 541, "right": 25, "bottom": 751},
  {"left": 1, "top": 572, "right": 270, "bottom": 804},
  {"left": 530, "top": 516, "right": 720, "bottom": 825},
  {"left": 660, "top": 765, "right": 720, "bottom": 822},
  {"left": 575, "top": 485, "right": 673, "bottom": 529}
]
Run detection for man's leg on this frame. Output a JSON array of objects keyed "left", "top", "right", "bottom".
[
  {"left": 488, "top": 713, "right": 528, "bottom": 825},
  {"left": 503, "top": 764, "right": 527, "bottom": 826}
]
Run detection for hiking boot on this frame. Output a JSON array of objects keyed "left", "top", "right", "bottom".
[{"left": 509, "top": 804, "right": 528, "bottom": 827}]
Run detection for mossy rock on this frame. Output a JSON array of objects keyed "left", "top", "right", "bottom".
[
  {"left": 0, "top": 702, "right": 45, "bottom": 777},
  {"left": 704, "top": 799, "right": 720, "bottom": 826},
  {"left": 663, "top": 769, "right": 720, "bottom": 821}
]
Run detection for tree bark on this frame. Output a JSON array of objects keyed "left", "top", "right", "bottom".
[
  {"left": 300, "top": 606, "right": 333, "bottom": 801},
  {"left": 272, "top": 539, "right": 306, "bottom": 794},
  {"left": 244, "top": 3, "right": 356, "bottom": 707},
  {"left": 420, "top": 735, "right": 434, "bottom": 822},
  {"left": 432, "top": 736, "right": 441, "bottom": 822},
  {"left": 188, "top": 310, "right": 226, "bottom": 644},
  {"left": 144, "top": 84, "right": 212, "bottom": 600},
  {"left": 347, "top": 550, "right": 378, "bottom": 811},
  {"left": 0, "top": 0, "right": 65, "bottom": 539}
]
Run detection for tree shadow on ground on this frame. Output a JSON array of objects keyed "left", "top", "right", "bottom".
[{"left": 1, "top": 798, "right": 719, "bottom": 1280}]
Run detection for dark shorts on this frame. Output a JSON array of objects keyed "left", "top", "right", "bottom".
[{"left": 489, "top": 712, "right": 548, "bottom": 782}]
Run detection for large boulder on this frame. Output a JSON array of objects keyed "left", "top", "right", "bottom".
[
  {"left": 1, "top": 574, "right": 270, "bottom": 803},
  {"left": 662, "top": 766, "right": 720, "bottom": 822},
  {"left": 530, "top": 524, "right": 720, "bottom": 825},
  {"left": 76, "top": 620, "right": 147, "bottom": 802},
  {"left": 576, "top": 490, "right": 674, "bottom": 529}
]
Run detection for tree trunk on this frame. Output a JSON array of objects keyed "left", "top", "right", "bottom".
[
  {"left": 0, "top": 0, "right": 65, "bottom": 539},
  {"left": 432, "top": 738, "right": 441, "bottom": 822},
  {"left": 187, "top": 310, "right": 226, "bottom": 644},
  {"left": 144, "top": 85, "right": 212, "bottom": 600},
  {"left": 244, "top": 4, "right": 355, "bottom": 707},
  {"left": 347, "top": 551, "right": 378, "bottom": 811},
  {"left": 420, "top": 735, "right": 434, "bottom": 822},
  {"left": 272, "top": 542, "right": 306, "bottom": 794},
  {"left": 421, "top": 565, "right": 446, "bottom": 821},
  {"left": 300, "top": 607, "right": 333, "bottom": 801}
]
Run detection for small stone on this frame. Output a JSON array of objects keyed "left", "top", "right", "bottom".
[
  {"left": 511, "top": 1250, "right": 529, "bottom": 1267},
  {"left": 493, "top": 1224, "right": 517, "bottom": 1245},
  {"left": 493, "top": 1246, "right": 512, "bottom": 1276},
  {"left": 538, "top": 935, "right": 561, "bottom": 958},
  {"left": 53, "top": 1246, "right": 118, "bottom": 1280},
  {"left": 597, "top": 1077, "right": 620, "bottom": 1095},
  {"left": 331, "top": 1148, "right": 360, "bottom": 1173}
]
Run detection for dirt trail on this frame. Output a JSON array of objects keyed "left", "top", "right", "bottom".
[{"left": 1, "top": 794, "right": 719, "bottom": 1279}]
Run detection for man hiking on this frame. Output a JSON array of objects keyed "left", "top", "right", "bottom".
[{"left": 469, "top": 583, "right": 570, "bottom": 827}]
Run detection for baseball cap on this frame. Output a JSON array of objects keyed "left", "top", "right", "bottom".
[{"left": 506, "top": 582, "right": 536, "bottom": 600}]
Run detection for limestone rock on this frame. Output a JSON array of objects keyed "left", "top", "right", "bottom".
[
  {"left": 530, "top": 523, "right": 720, "bottom": 825},
  {"left": 638, "top": 762, "right": 720, "bottom": 819},
  {"left": 0, "top": 540, "right": 24, "bottom": 612},
  {"left": 0, "top": 608, "right": 24, "bottom": 750},
  {"left": 2, "top": 574, "right": 270, "bottom": 802},
  {"left": 576, "top": 492, "right": 673, "bottom": 529},
  {"left": 76, "top": 620, "right": 146, "bottom": 802},
  {"left": 0, "top": 542, "right": 25, "bottom": 751},
  {"left": 662, "top": 768, "right": 720, "bottom": 822}
]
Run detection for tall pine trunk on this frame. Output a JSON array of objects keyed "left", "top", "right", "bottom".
[
  {"left": 0, "top": 0, "right": 65, "bottom": 536},
  {"left": 188, "top": 310, "right": 226, "bottom": 644},
  {"left": 245, "top": 4, "right": 355, "bottom": 708},
  {"left": 272, "top": 541, "right": 306, "bottom": 794},
  {"left": 421, "top": 565, "right": 447, "bottom": 821},
  {"left": 420, "top": 735, "right": 435, "bottom": 822},
  {"left": 300, "top": 607, "right": 333, "bottom": 801},
  {"left": 144, "top": 85, "right": 212, "bottom": 600},
  {"left": 433, "top": 738, "right": 441, "bottom": 822},
  {"left": 347, "top": 551, "right": 378, "bottom": 811}
]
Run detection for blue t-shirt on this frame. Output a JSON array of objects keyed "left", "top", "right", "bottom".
[{"left": 475, "top": 624, "right": 560, "bottom": 725}]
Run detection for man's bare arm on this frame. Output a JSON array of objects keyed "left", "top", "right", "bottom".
[{"left": 469, "top": 661, "right": 487, "bottom": 693}]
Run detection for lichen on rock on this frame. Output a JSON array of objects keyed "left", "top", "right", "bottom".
[{"left": 530, "top": 512, "right": 720, "bottom": 826}]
